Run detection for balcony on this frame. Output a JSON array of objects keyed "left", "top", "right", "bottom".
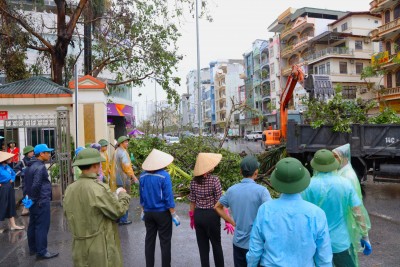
[
  {"left": 282, "top": 66, "right": 292, "bottom": 76},
  {"left": 377, "top": 18, "right": 400, "bottom": 38},
  {"left": 379, "top": 86, "right": 400, "bottom": 100},
  {"left": 281, "top": 45, "right": 294, "bottom": 58},
  {"left": 305, "top": 47, "right": 353, "bottom": 64},
  {"left": 281, "top": 25, "right": 293, "bottom": 39},
  {"left": 371, "top": 29, "right": 379, "bottom": 41},
  {"left": 370, "top": 0, "right": 393, "bottom": 14},
  {"left": 293, "top": 36, "right": 313, "bottom": 51}
]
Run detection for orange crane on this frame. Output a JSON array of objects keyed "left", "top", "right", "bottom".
[{"left": 263, "top": 65, "right": 305, "bottom": 147}]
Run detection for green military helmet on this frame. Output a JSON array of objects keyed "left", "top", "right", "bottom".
[
  {"left": 270, "top": 157, "right": 311, "bottom": 194},
  {"left": 23, "top": 145, "right": 34, "bottom": 155},
  {"left": 98, "top": 139, "right": 109, "bottom": 147},
  {"left": 85, "top": 143, "right": 92, "bottom": 148},
  {"left": 72, "top": 148, "right": 105, "bottom": 166},
  {"left": 117, "top": 136, "right": 130, "bottom": 145},
  {"left": 311, "top": 149, "right": 340, "bottom": 173}
]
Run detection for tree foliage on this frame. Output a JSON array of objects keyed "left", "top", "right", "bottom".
[{"left": 0, "top": 0, "right": 211, "bottom": 102}]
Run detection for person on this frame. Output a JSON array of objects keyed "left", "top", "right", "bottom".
[
  {"left": 90, "top": 143, "right": 105, "bottom": 182},
  {"left": 189, "top": 153, "right": 226, "bottom": 267},
  {"left": 24, "top": 144, "right": 59, "bottom": 260},
  {"left": 15, "top": 145, "right": 35, "bottom": 215},
  {"left": 214, "top": 156, "right": 271, "bottom": 267},
  {"left": 246, "top": 157, "right": 332, "bottom": 267},
  {"left": 332, "top": 144, "right": 372, "bottom": 266},
  {"left": 98, "top": 139, "right": 110, "bottom": 183},
  {"left": 63, "top": 148, "right": 131, "bottom": 267},
  {"left": 302, "top": 149, "right": 372, "bottom": 267},
  {"left": 110, "top": 136, "right": 138, "bottom": 225},
  {"left": 0, "top": 151, "right": 25, "bottom": 233},
  {"left": 140, "top": 149, "right": 180, "bottom": 267},
  {"left": 7, "top": 140, "right": 19, "bottom": 167},
  {"left": 73, "top": 147, "right": 85, "bottom": 181}
]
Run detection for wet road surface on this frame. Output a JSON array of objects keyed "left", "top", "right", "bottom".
[{"left": 0, "top": 179, "right": 399, "bottom": 266}]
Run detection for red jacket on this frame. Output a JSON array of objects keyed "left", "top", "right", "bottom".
[{"left": 7, "top": 147, "right": 20, "bottom": 163}]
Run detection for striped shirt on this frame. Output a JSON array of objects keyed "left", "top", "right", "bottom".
[{"left": 189, "top": 174, "right": 222, "bottom": 209}]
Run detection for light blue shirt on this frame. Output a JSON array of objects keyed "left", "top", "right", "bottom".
[
  {"left": 247, "top": 194, "right": 332, "bottom": 267},
  {"left": 219, "top": 178, "right": 271, "bottom": 249},
  {"left": 301, "top": 172, "right": 361, "bottom": 253},
  {"left": 0, "top": 164, "right": 15, "bottom": 183}
]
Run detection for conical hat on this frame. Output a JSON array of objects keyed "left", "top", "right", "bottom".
[
  {"left": 142, "top": 149, "right": 174, "bottom": 171},
  {"left": 0, "top": 151, "right": 15, "bottom": 163},
  {"left": 193, "top": 153, "right": 222, "bottom": 176}
]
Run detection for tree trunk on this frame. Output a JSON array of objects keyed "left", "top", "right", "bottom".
[{"left": 51, "top": 48, "right": 67, "bottom": 85}]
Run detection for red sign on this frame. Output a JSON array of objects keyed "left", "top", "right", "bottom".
[{"left": 0, "top": 111, "right": 8, "bottom": 120}]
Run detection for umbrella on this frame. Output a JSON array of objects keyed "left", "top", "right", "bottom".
[{"left": 128, "top": 129, "right": 144, "bottom": 135}]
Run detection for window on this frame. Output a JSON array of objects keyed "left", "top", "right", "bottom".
[
  {"left": 339, "top": 62, "right": 348, "bottom": 74},
  {"left": 385, "top": 10, "right": 391, "bottom": 24},
  {"left": 270, "top": 63, "right": 275, "bottom": 74},
  {"left": 270, "top": 47, "right": 274, "bottom": 58},
  {"left": 396, "top": 38, "right": 400, "bottom": 53},
  {"left": 333, "top": 28, "right": 338, "bottom": 32},
  {"left": 386, "top": 41, "right": 391, "bottom": 54},
  {"left": 387, "top": 72, "right": 392, "bottom": 88},
  {"left": 319, "top": 64, "right": 326, "bottom": 75},
  {"left": 271, "top": 81, "right": 275, "bottom": 91},
  {"left": 341, "top": 23, "right": 348, "bottom": 31},
  {"left": 355, "top": 41, "right": 363, "bottom": 50},
  {"left": 356, "top": 63, "right": 363, "bottom": 74},
  {"left": 326, "top": 62, "right": 330, "bottom": 74},
  {"left": 396, "top": 70, "right": 400, "bottom": 87},
  {"left": 314, "top": 66, "right": 318, "bottom": 74},
  {"left": 342, "top": 86, "right": 356, "bottom": 99},
  {"left": 395, "top": 4, "right": 400, "bottom": 20}
]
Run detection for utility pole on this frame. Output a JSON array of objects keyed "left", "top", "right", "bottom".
[
  {"left": 154, "top": 80, "right": 159, "bottom": 135},
  {"left": 195, "top": 0, "right": 202, "bottom": 135}
]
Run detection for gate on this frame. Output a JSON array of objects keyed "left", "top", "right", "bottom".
[{"left": 4, "top": 107, "right": 72, "bottom": 197}]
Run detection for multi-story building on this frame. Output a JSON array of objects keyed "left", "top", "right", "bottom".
[
  {"left": 211, "top": 60, "right": 244, "bottom": 133},
  {"left": 268, "top": 7, "right": 347, "bottom": 109},
  {"left": 306, "top": 12, "right": 381, "bottom": 101},
  {"left": 267, "top": 36, "right": 281, "bottom": 126},
  {"left": 370, "top": 1, "right": 400, "bottom": 112},
  {"left": 242, "top": 39, "right": 271, "bottom": 132}
]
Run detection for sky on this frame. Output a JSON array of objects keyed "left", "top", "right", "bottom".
[{"left": 134, "top": 0, "right": 371, "bottom": 122}]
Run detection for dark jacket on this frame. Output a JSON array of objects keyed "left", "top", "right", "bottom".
[
  {"left": 24, "top": 157, "right": 52, "bottom": 203},
  {"left": 14, "top": 156, "right": 31, "bottom": 177}
]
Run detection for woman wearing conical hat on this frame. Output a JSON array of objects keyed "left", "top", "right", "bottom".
[{"left": 189, "top": 153, "right": 225, "bottom": 267}]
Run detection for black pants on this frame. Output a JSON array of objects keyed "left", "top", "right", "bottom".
[
  {"left": 28, "top": 201, "right": 50, "bottom": 256},
  {"left": 194, "top": 208, "right": 224, "bottom": 267},
  {"left": 333, "top": 246, "right": 356, "bottom": 267},
  {"left": 233, "top": 244, "right": 248, "bottom": 267},
  {"left": 144, "top": 211, "right": 172, "bottom": 267}
]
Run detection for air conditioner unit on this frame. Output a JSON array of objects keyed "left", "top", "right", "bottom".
[
  {"left": 350, "top": 59, "right": 355, "bottom": 64},
  {"left": 360, "top": 88, "right": 367, "bottom": 94}
]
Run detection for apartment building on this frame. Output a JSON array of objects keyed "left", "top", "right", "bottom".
[
  {"left": 370, "top": 0, "right": 400, "bottom": 112},
  {"left": 306, "top": 12, "right": 381, "bottom": 101},
  {"left": 268, "top": 7, "right": 347, "bottom": 109},
  {"left": 211, "top": 60, "right": 244, "bottom": 133},
  {"left": 242, "top": 39, "right": 270, "bottom": 132},
  {"left": 268, "top": 35, "right": 282, "bottom": 126}
]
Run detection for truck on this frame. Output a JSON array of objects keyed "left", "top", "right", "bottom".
[{"left": 262, "top": 65, "right": 400, "bottom": 183}]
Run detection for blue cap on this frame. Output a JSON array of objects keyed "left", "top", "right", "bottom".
[
  {"left": 75, "top": 146, "right": 85, "bottom": 156},
  {"left": 34, "top": 144, "right": 54, "bottom": 154}
]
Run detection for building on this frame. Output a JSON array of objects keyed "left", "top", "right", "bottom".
[
  {"left": 268, "top": 36, "right": 282, "bottom": 117},
  {"left": 268, "top": 7, "right": 347, "bottom": 109},
  {"left": 242, "top": 40, "right": 270, "bottom": 133},
  {"left": 211, "top": 60, "right": 244, "bottom": 133},
  {"left": 370, "top": 1, "right": 400, "bottom": 112},
  {"left": 306, "top": 12, "right": 381, "bottom": 101}
]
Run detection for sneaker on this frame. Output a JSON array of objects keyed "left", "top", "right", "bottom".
[{"left": 36, "top": 251, "right": 59, "bottom": 260}]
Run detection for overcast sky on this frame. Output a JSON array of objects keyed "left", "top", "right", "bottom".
[{"left": 134, "top": 0, "right": 371, "bottom": 122}]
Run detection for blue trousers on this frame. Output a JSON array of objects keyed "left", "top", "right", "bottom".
[
  {"left": 28, "top": 201, "right": 50, "bottom": 256},
  {"left": 120, "top": 211, "right": 129, "bottom": 222}
]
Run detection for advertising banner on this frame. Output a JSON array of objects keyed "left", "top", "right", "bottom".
[{"left": 107, "top": 104, "right": 133, "bottom": 117}]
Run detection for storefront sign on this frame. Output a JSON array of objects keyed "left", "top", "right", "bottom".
[
  {"left": 371, "top": 51, "right": 389, "bottom": 66},
  {"left": 0, "top": 111, "right": 8, "bottom": 120},
  {"left": 107, "top": 104, "right": 133, "bottom": 117}
]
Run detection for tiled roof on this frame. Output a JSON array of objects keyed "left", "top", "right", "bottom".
[{"left": 0, "top": 77, "right": 72, "bottom": 95}]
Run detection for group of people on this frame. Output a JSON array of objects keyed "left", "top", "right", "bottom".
[{"left": 0, "top": 135, "right": 372, "bottom": 267}]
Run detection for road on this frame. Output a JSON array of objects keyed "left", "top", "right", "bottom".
[
  {"left": 0, "top": 179, "right": 399, "bottom": 266},
  {"left": 222, "top": 138, "right": 265, "bottom": 154}
]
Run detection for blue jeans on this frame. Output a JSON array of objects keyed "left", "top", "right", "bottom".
[
  {"left": 28, "top": 201, "right": 50, "bottom": 256},
  {"left": 120, "top": 211, "right": 129, "bottom": 223}
]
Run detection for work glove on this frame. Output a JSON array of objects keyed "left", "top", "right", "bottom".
[
  {"left": 171, "top": 212, "right": 181, "bottom": 227},
  {"left": 188, "top": 211, "right": 195, "bottom": 230},
  {"left": 141, "top": 210, "right": 145, "bottom": 221},
  {"left": 22, "top": 195, "right": 34, "bottom": 209},
  {"left": 360, "top": 236, "right": 372, "bottom": 255},
  {"left": 223, "top": 208, "right": 235, "bottom": 235}
]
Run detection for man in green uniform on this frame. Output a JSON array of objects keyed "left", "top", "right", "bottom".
[{"left": 63, "top": 148, "right": 131, "bottom": 267}]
